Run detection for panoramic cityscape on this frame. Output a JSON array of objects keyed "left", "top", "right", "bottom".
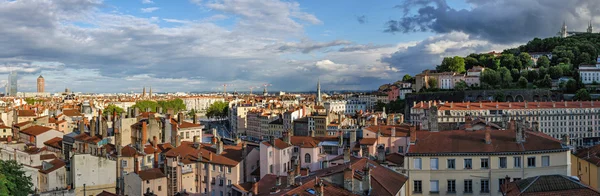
[{"left": 2, "top": 0, "right": 600, "bottom": 196}]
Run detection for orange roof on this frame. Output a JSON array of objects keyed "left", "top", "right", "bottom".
[
  {"left": 178, "top": 121, "right": 202, "bottom": 129},
  {"left": 413, "top": 101, "right": 600, "bottom": 110},
  {"left": 363, "top": 125, "right": 410, "bottom": 137},
  {"left": 262, "top": 138, "right": 292, "bottom": 149},
  {"left": 17, "top": 110, "right": 36, "bottom": 117},
  {"left": 165, "top": 142, "right": 249, "bottom": 166},
  {"left": 21, "top": 125, "right": 53, "bottom": 136},
  {"left": 121, "top": 145, "right": 138, "bottom": 157},
  {"left": 138, "top": 168, "right": 166, "bottom": 181},
  {"left": 359, "top": 138, "right": 377, "bottom": 145},
  {"left": 39, "top": 159, "right": 66, "bottom": 174},
  {"left": 290, "top": 136, "right": 320, "bottom": 148},
  {"left": 14, "top": 121, "right": 32, "bottom": 128},
  {"left": 43, "top": 137, "right": 63, "bottom": 149},
  {"left": 40, "top": 154, "right": 57, "bottom": 160},
  {"left": 61, "top": 109, "right": 82, "bottom": 117}
]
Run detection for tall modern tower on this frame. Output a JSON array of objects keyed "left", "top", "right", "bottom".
[
  {"left": 37, "top": 75, "right": 45, "bottom": 92},
  {"left": 316, "top": 78, "right": 322, "bottom": 105},
  {"left": 8, "top": 71, "right": 17, "bottom": 96}
]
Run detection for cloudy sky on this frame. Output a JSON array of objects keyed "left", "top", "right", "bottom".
[{"left": 1, "top": 0, "right": 599, "bottom": 93}]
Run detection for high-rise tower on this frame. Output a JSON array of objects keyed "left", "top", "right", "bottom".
[
  {"left": 37, "top": 75, "right": 45, "bottom": 92},
  {"left": 8, "top": 71, "right": 17, "bottom": 96},
  {"left": 316, "top": 78, "right": 322, "bottom": 105}
]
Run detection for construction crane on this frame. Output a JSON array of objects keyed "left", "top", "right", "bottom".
[
  {"left": 248, "top": 86, "right": 259, "bottom": 95},
  {"left": 262, "top": 84, "right": 272, "bottom": 95},
  {"left": 222, "top": 84, "right": 233, "bottom": 95}
]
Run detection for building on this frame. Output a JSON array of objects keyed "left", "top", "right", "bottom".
[
  {"left": 578, "top": 56, "right": 600, "bottom": 84},
  {"left": 182, "top": 97, "right": 225, "bottom": 113},
  {"left": 18, "top": 125, "right": 63, "bottom": 148},
  {"left": 405, "top": 121, "right": 571, "bottom": 196},
  {"left": 71, "top": 154, "right": 117, "bottom": 196},
  {"left": 123, "top": 168, "right": 167, "bottom": 196},
  {"left": 37, "top": 75, "right": 45, "bottom": 93},
  {"left": 411, "top": 100, "right": 600, "bottom": 147},
  {"left": 323, "top": 100, "right": 366, "bottom": 115},
  {"left": 229, "top": 105, "right": 256, "bottom": 136},
  {"left": 8, "top": 70, "right": 17, "bottom": 96},
  {"left": 501, "top": 175, "right": 600, "bottom": 196},
  {"left": 571, "top": 144, "right": 600, "bottom": 190},
  {"left": 259, "top": 136, "right": 293, "bottom": 178},
  {"left": 558, "top": 21, "right": 594, "bottom": 38},
  {"left": 38, "top": 158, "right": 67, "bottom": 193},
  {"left": 387, "top": 83, "right": 413, "bottom": 101}
]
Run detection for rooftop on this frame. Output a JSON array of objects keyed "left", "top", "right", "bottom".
[
  {"left": 502, "top": 175, "right": 600, "bottom": 196},
  {"left": 413, "top": 100, "right": 600, "bottom": 110}
]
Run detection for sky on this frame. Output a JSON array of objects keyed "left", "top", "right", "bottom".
[{"left": 1, "top": 0, "right": 599, "bottom": 93}]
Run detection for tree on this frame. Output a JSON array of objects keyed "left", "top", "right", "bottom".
[
  {"left": 206, "top": 101, "right": 229, "bottom": 120},
  {"left": 518, "top": 52, "right": 533, "bottom": 68},
  {"left": 103, "top": 104, "right": 125, "bottom": 116},
  {"left": 500, "top": 54, "right": 517, "bottom": 69},
  {"left": 0, "top": 160, "right": 33, "bottom": 195},
  {"left": 574, "top": 88, "right": 591, "bottom": 101},
  {"left": 437, "top": 56, "right": 466, "bottom": 73},
  {"left": 454, "top": 80, "right": 468, "bottom": 91},
  {"left": 537, "top": 56, "right": 550, "bottom": 68},
  {"left": 527, "top": 70, "right": 539, "bottom": 82},
  {"left": 566, "top": 79, "right": 578, "bottom": 93},
  {"left": 494, "top": 92, "right": 506, "bottom": 102},
  {"left": 518, "top": 76, "right": 528, "bottom": 88},
  {"left": 374, "top": 101, "right": 386, "bottom": 112},
  {"left": 498, "top": 67, "right": 513, "bottom": 87},
  {"left": 510, "top": 68, "right": 520, "bottom": 82},
  {"left": 187, "top": 109, "right": 197, "bottom": 118},
  {"left": 132, "top": 100, "right": 159, "bottom": 112},
  {"left": 464, "top": 56, "right": 479, "bottom": 70},
  {"left": 426, "top": 77, "right": 438, "bottom": 89},
  {"left": 481, "top": 69, "right": 501, "bottom": 87},
  {"left": 402, "top": 74, "right": 413, "bottom": 82},
  {"left": 537, "top": 74, "right": 552, "bottom": 88},
  {"left": 576, "top": 52, "right": 592, "bottom": 66},
  {"left": 24, "top": 98, "right": 41, "bottom": 105},
  {"left": 548, "top": 66, "right": 563, "bottom": 79},
  {"left": 158, "top": 98, "right": 187, "bottom": 113}
]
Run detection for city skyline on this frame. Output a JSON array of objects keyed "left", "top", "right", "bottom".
[{"left": 1, "top": 0, "right": 599, "bottom": 93}]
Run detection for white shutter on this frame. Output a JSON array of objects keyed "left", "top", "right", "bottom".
[
  {"left": 414, "top": 158, "right": 422, "bottom": 169},
  {"left": 430, "top": 158, "right": 438, "bottom": 170}
]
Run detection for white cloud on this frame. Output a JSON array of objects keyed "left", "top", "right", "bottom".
[
  {"left": 141, "top": 7, "right": 160, "bottom": 13},
  {"left": 142, "top": 0, "right": 154, "bottom": 4}
]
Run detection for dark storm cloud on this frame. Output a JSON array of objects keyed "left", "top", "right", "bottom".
[{"left": 385, "top": 0, "right": 600, "bottom": 43}]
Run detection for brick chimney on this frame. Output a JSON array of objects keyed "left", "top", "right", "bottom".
[
  {"left": 287, "top": 169, "right": 295, "bottom": 187},
  {"left": 409, "top": 126, "right": 417, "bottom": 144},
  {"left": 343, "top": 166, "right": 353, "bottom": 191},
  {"left": 315, "top": 178, "right": 324, "bottom": 196},
  {"left": 376, "top": 145, "right": 385, "bottom": 162},
  {"left": 177, "top": 112, "right": 184, "bottom": 125},
  {"left": 252, "top": 182, "right": 259, "bottom": 195},
  {"left": 175, "top": 134, "right": 181, "bottom": 147},
  {"left": 216, "top": 138, "right": 223, "bottom": 155},
  {"left": 362, "top": 165, "right": 371, "bottom": 194},
  {"left": 485, "top": 125, "right": 492, "bottom": 144},
  {"left": 90, "top": 117, "right": 96, "bottom": 137},
  {"left": 142, "top": 121, "right": 148, "bottom": 144},
  {"left": 153, "top": 136, "right": 159, "bottom": 168}
]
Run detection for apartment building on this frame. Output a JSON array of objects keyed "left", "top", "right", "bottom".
[
  {"left": 182, "top": 96, "right": 225, "bottom": 112},
  {"left": 405, "top": 121, "right": 571, "bottom": 196},
  {"left": 229, "top": 105, "right": 256, "bottom": 136},
  {"left": 323, "top": 100, "right": 367, "bottom": 115},
  {"left": 571, "top": 144, "right": 600, "bottom": 190},
  {"left": 163, "top": 139, "right": 259, "bottom": 196},
  {"left": 578, "top": 56, "right": 600, "bottom": 84},
  {"left": 259, "top": 136, "right": 293, "bottom": 178},
  {"left": 411, "top": 100, "right": 600, "bottom": 147}
]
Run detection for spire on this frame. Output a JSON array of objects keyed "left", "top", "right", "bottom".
[
  {"left": 142, "top": 86, "right": 146, "bottom": 98},
  {"left": 588, "top": 20, "right": 594, "bottom": 33},
  {"left": 316, "top": 78, "right": 322, "bottom": 105},
  {"left": 560, "top": 21, "right": 568, "bottom": 38},
  {"left": 149, "top": 86, "right": 152, "bottom": 99}
]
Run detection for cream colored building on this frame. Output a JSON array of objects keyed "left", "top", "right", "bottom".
[
  {"left": 404, "top": 122, "right": 571, "bottom": 196},
  {"left": 229, "top": 105, "right": 256, "bottom": 136},
  {"left": 411, "top": 101, "right": 600, "bottom": 147}
]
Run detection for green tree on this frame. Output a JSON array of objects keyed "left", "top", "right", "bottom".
[
  {"left": 437, "top": 56, "right": 466, "bottom": 73},
  {"left": 558, "top": 63, "right": 572, "bottom": 76},
  {"left": 206, "top": 101, "right": 229, "bottom": 120},
  {"left": 427, "top": 77, "right": 438, "bottom": 89},
  {"left": 103, "top": 104, "right": 125, "bottom": 116},
  {"left": 518, "top": 52, "right": 533, "bottom": 68},
  {"left": 527, "top": 70, "right": 539, "bottom": 82},
  {"left": 536, "top": 56, "right": 550, "bottom": 68},
  {"left": 374, "top": 101, "right": 386, "bottom": 112},
  {"left": 187, "top": 109, "right": 197, "bottom": 118},
  {"left": 574, "top": 88, "right": 591, "bottom": 101},
  {"left": 493, "top": 92, "right": 506, "bottom": 102},
  {"left": 132, "top": 100, "right": 159, "bottom": 112},
  {"left": 158, "top": 98, "right": 187, "bottom": 113},
  {"left": 454, "top": 80, "right": 468, "bottom": 91},
  {"left": 464, "top": 56, "right": 479, "bottom": 70},
  {"left": 500, "top": 54, "right": 518, "bottom": 69},
  {"left": 566, "top": 79, "right": 578, "bottom": 93},
  {"left": 24, "top": 98, "right": 41, "bottom": 105},
  {"left": 517, "top": 76, "right": 528, "bottom": 88},
  {"left": 481, "top": 69, "right": 501, "bottom": 87},
  {"left": 0, "top": 160, "right": 33, "bottom": 195},
  {"left": 402, "top": 74, "right": 413, "bottom": 82},
  {"left": 537, "top": 74, "right": 552, "bottom": 88},
  {"left": 510, "top": 68, "right": 520, "bottom": 82},
  {"left": 498, "top": 67, "right": 513, "bottom": 87},
  {"left": 576, "top": 52, "right": 592, "bottom": 66},
  {"left": 548, "top": 66, "right": 563, "bottom": 79}
]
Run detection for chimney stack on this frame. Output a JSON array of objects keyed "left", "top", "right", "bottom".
[
  {"left": 350, "top": 131, "right": 357, "bottom": 145},
  {"left": 252, "top": 182, "right": 259, "bottom": 195},
  {"left": 409, "top": 126, "right": 417, "bottom": 144},
  {"left": 142, "top": 121, "right": 148, "bottom": 144},
  {"left": 376, "top": 145, "right": 385, "bottom": 162},
  {"left": 276, "top": 174, "right": 281, "bottom": 186},
  {"left": 338, "top": 131, "right": 343, "bottom": 147},
  {"left": 362, "top": 165, "right": 371, "bottom": 194},
  {"left": 90, "top": 117, "right": 96, "bottom": 137},
  {"left": 287, "top": 169, "right": 295, "bottom": 186},
  {"left": 216, "top": 138, "right": 223, "bottom": 155},
  {"left": 485, "top": 125, "right": 492, "bottom": 144},
  {"left": 134, "top": 153, "right": 140, "bottom": 174},
  {"left": 315, "top": 178, "right": 324, "bottom": 196},
  {"left": 344, "top": 148, "right": 350, "bottom": 163},
  {"left": 177, "top": 112, "right": 184, "bottom": 125},
  {"left": 465, "top": 115, "right": 472, "bottom": 130},
  {"left": 175, "top": 134, "right": 181, "bottom": 147},
  {"left": 153, "top": 136, "right": 159, "bottom": 168},
  {"left": 343, "top": 166, "right": 353, "bottom": 191},
  {"left": 192, "top": 114, "right": 197, "bottom": 124},
  {"left": 391, "top": 127, "right": 396, "bottom": 137}
]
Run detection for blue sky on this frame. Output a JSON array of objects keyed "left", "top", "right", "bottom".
[{"left": 0, "top": 0, "right": 596, "bottom": 93}]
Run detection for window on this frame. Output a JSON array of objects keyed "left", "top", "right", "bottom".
[
  {"left": 430, "top": 158, "right": 438, "bottom": 170},
  {"left": 414, "top": 158, "right": 422, "bottom": 170},
  {"left": 499, "top": 157, "right": 507, "bottom": 168},
  {"left": 305, "top": 153, "right": 311, "bottom": 163},
  {"left": 464, "top": 158, "right": 472, "bottom": 169},
  {"left": 228, "top": 167, "right": 232, "bottom": 173},
  {"left": 213, "top": 164, "right": 216, "bottom": 171},
  {"left": 228, "top": 180, "right": 232, "bottom": 186},
  {"left": 269, "top": 151, "right": 273, "bottom": 157},
  {"left": 147, "top": 180, "right": 150, "bottom": 184},
  {"left": 269, "top": 165, "right": 273, "bottom": 173},
  {"left": 542, "top": 156, "right": 550, "bottom": 167},
  {"left": 398, "top": 146, "right": 404, "bottom": 153},
  {"left": 219, "top": 179, "right": 224, "bottom": 186},
  {"left": 464, "top": 180, "right": 473, "bottom": 193},
  {"left": 481, "top": 158, "right": 489, "bottom": 169},
  {"left": 147, "top": 156, "right": 152, "bottom": 163},
  {"left": 527, "top": 157, "right": 536, "bottom": 167},
  {"left": 480, "top": 179, "right": 489, "bottom": 193},
  {"left": 499, "top": 178, "right": 507, "bottom": 191},
  {"left": 447, "top": 180, "right": 456, "bottom": 193},
  {"left": 121, "top": 160, "right": 128, "bottom": 168},
  {"left": 211, "top": 177, "right": 215, "bottom": 184},
  {"left": 430, "top": 180, "right": 439, "bottom": 193},
  {"left": 413, "top": 180, "right": 422, "bottom": 193},
  {"left": 447, "top": 159, "right": 455, "bottom": 169},
  {"left": 158, "top": 186, "right": 161, "bottom": 191},
  {"left": 514, "top": 157, "right": 522, "bottom": 168}
]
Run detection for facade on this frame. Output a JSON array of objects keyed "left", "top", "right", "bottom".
[
  {"left": 38, "top": 159, "right": 67, "bottom": 193},
  {"left": 182, "top": 97, "right": 225, "bottom": 112},
  {"left": 346, "top": 94, "right": 378, "bottom": 110},
  {"left": 323, "top": 100, "right": 366, "bottom": 115},
  {"left": 259, "top": 137, "right": 293, "bottom": 178},
  {"left": 387, "top": 83, "right": 413, "bottom": 101},
  {"left": 411, "top": 100, "right": 600, "bottom": 147},
  {"left": 37, "top": 75, "right": 45, "bottom": 93},
  {"left": 71, "top": 154, "right": 117, "bottom": 196},
  {"left": 123, "top": 168, "right": 167, "bottom": 196},
  {"left": 578, "top": 56, "right": 600, "bottom": 84},
  {"left": 405, "top": 123, "right": 571, "bottom": 196},
  {"left": 571, "top": 144, "right": 600, "bottom": 190},
  {"left": 8, "top": 70, "right": 17, "bottom": 96},
  {"left": 19, "top": 125, "right": 63, "bottom": 148},
  {"left": 229, "top": 105, "right": 256, "bottom": 136}
]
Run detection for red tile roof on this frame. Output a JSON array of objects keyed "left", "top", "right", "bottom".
[
  {"left": 385, "top": 153, "right": 404, "bottom": 166},
  {"left": 502, "top": 175, "right": 600, "bottom": 196},
  {"left": 61, "top": 109, "right": 82, "bottom": 117},
  {"left": 121, "top": 145, "right": 138, "bottom": 157},
  {"left": 408, "top": 130, "right": 566, "bottom": 155},
  {"left": 138, "top": 168, "right": 166, "bottom": 181},
  {"left": 14, "top": 121, "right": 32, "bottom": 128},
  {"left": 574, "top": 144, "right": 600, "bottom": 166},
  {"left": 17, "top": 110, "right": 36, "bottom": 117},
  {"left": 38, "top": 159, "right": 66, "bottom": 174},
  {"left": 21, "top": 125, "right": 53, "bottom": 136},
  {"left": 96, "top": 191, "right": 118, "bottom": 196},
  {"left": 279, "top": 177, "right": 358, "bottom": 196},
  {"left": 290, "top": 136, "right": 320, "bottom": 148},
  {"left": 262, "top": 138, "right": 292, "bottom": 149},
  {"left": 44, "top": 137, "right": 63, "bottom": 150},
  {"left": 40, "top": 154, "right": 57, "bottom": 160},
  {"left": 359, "top": 138, "right": 377, "bottom": 145},
  {"left": 165, "top": 142, "right": 250, "bottom": 166}
]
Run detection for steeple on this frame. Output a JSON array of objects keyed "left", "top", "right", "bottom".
[
  {"left": 559, "top": 21, "right": 568, "bottom": 38},
  {"left": 149, "top": 86, "right": 152, "bottom": 99},
  {"left": 588, "top": 20, "right": 594, "bottom": 33},
  {"left": 142, "top": 86, "right": 146, "bottom": 98},
  {"left": 316, "top": 78, "right": 322, "bottom": 105}
]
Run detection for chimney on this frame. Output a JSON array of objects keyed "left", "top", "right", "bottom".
[
  {"left": 90, "top": 117, "right": 96, "bottom": 137},
  {"left": 376, "top": 145, "right": 385, "bottom": 162},
  {"left": 409, "top": 126, "right": 417, "bottom": 144},
  {"left": 287, "top": 169, "right": 295, "bottom": 186},
  {"left": 7, "top": 136, "right": 12, "bottom": 143},
  {"left": 479, "top": 101, "right": 482, "bottom": 108},
  {"left": 269, "top": 136, "right": 275, "bottom": 146},
  {"left": 276, "top": 174, "right": 281, "bottom": 186},
  {"left": 373, "top": 117, "right": 377, "bottom": 126},
  {"left": 343, "top": 166, "right": 353, "bottom": 191},
  {"left": 252, "top": 182, "right": 259, "bottom": 195},
  {"left": 134, "top": 107, "right": 139, "bottom": 118},
  {"left": 338, "top": 131, "right": 343, "bottom": 147},
  {"left": 142, "top": 121, "right": 148, "bottom": 144},
  {"left": 391, "top": 127, "right": 396, "bottom": 137},
  {"left": 315, "top": 178, "right": 324, "bottom": 196},
  {"left": 193, "top": 136, "right": 200, "bottom": 144},
  {"left": 552, "top": 101, "right": 556, "bottom": 108},
  {"left": 563, "top": 134, "right": 570, "bottom": 146},
  {"left": 362, "top": 165, "right": 371, "bottom": 194},
  {"left": 134, "top": 153, "right": 140, "bottom": 174},
  {"left": 485, "top": 126, "right": 492, "bottom": 144},
  {"left": 175, "top": 134, "right": 181, "bottom": 147},
  {"left": 208, "top": 152, "right": 213, "bottom": 162},
  {"left": 344, "top": 148, "right": 350, "bottom": 163},
  {"left": 211, "top": 136, "right": 218, "bottom": 145},
  {"left": 295, "top": 162, "right": 301, "bottom": 177},
  {"left": 242, "top": 142, "right": 248, "bottom": 159},
  {"left": 283, "top": 131, "right": 290, "bottom": 144},
  {"left": 153, "top": 136, "right": 159, "bottom": 168},
  {"left": 465, "top": 115, "right": 472, "bottom": 130},
  {"left": 192, "top": 114, "right": 197, "bottom": 124},
  {"left": 177, "top": 112, "right": 184, "bottom": 125},
  {"left": 350, "top": 131, "right": 357, "bottom": 145},
  {"left": 101, "top": 120, "right": 108, "bottom": 138},
  {"left": 216, "top": 138, "right": 223, "bottom": 155}
]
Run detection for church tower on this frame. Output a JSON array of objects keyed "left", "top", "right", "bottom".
[
  {"left": 560, "top": 21, "right": 568, "bottom": 38},
  {"left": 588, "top": 20, "right": 593, "bottom": 33},
  {"left": 142, "top": 86, "right": 146, "bottom": 98}
]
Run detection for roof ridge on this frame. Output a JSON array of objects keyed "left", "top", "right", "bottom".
[{"left": 520, "top": 176, "right": 540, "bottom": 193}]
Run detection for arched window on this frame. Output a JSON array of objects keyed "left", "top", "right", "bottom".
[{"left": 305, "top": 153, "right": 311, "bottom": 163}]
